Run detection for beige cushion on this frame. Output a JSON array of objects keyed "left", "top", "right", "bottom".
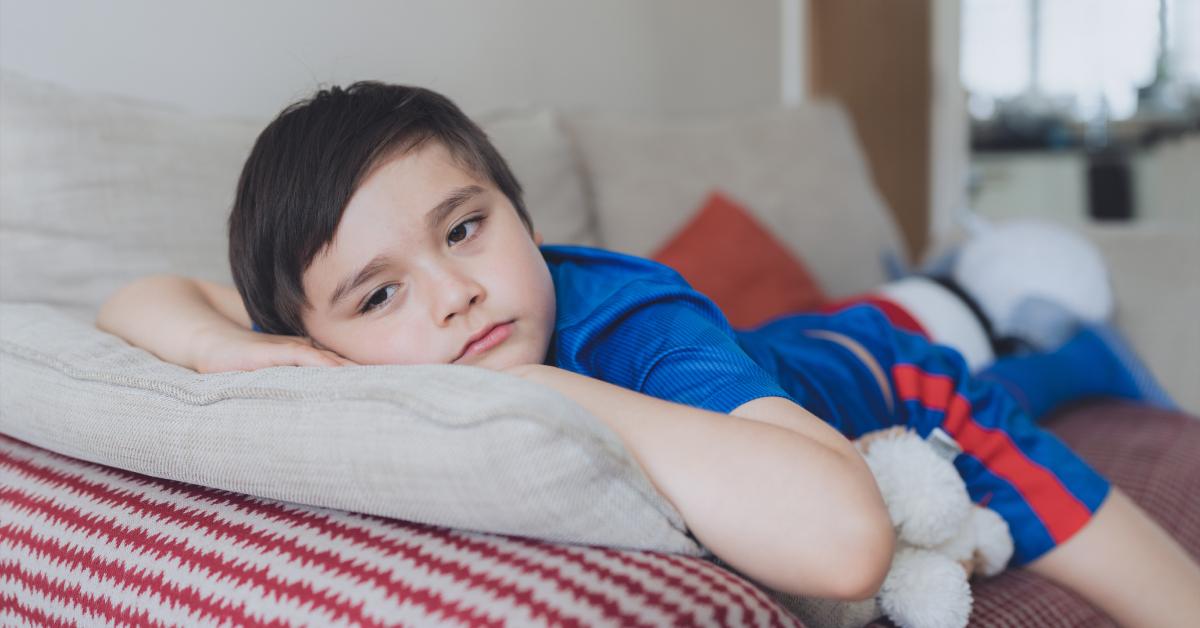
[
  {"left": 0, "top": 71, "right": 595, "bottom": 320},
  {"left": 1084, "top": 224, "right": 1200, "bottom": 414},
  {"left": 0, "top": 302, "right": 700, "bottom": 554},
  {"left": 0, "top": 71, "right": 260, "bottom": 320},
  {"left": 479, "top": 108, "right": 598, "bottom": 247},
  {"left": 564, "top": 104, "right": 908, "bottom": 298}
]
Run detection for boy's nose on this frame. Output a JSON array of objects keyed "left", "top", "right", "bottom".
[{"left": 432, "top": 268, "right": 484, "bottom": 324}]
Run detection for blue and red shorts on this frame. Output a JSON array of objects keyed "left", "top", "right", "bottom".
[{"left": 742, "top": 301, "right": 1111, "bottom": 567}]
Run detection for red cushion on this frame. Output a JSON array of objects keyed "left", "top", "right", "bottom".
[{"left": 651, "top": 191, "right": 826, "bottom": 328}]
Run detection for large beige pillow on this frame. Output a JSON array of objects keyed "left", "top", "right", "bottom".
[
  {"left": 479, "top": 108, "right": 598, "bottom": 247},
  {"left": 564, "top": 105, "right": 907, "bottom": 298},
  {"left": 0, "top": 71, "right": 259, "bottom": 321},
  {"left": 0, "top": 302, "right": 700, "bottom": 554},
  {"left": 0, "top": 71, "right": 595, "bottom": 320}
]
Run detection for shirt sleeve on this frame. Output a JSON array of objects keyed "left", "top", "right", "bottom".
[{"left": 583, "top": 291, "right": 791, "bottom": 414}]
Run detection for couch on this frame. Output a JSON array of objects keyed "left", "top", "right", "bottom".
[{"left": 2, "top": 70, "right": 1198, "bottom": 627}]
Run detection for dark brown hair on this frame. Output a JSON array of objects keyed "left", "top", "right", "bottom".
[{"left": 228, "top": 81, "right": 531, "bottom": 336}]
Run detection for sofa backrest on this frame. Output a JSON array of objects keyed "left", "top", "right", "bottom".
[
  {"left": 0, "top": 71, "right": 596, "bottom": 319},
  {"left": 563, "top": 106, "right": 907, "bottom": 297},
  {"left": 0, "top": 71, "right": 260, "bottom": 320},
  {"left": 2, "top": 70, "right": 903, "bottom": 320}
]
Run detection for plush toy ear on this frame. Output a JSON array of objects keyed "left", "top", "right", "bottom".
[{"left": 967, "top": 506, "right": 1014, "bottom": 577}]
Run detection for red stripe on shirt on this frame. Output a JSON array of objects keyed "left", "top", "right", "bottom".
[{"left": 892, "top": 364, "right": 1092, "bottom": 544}]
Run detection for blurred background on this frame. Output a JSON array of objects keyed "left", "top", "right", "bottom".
[
  {"left": 963, "top": 0, "right": 1199, "bottom": 232},
  {"left": 3, "top": 0, "right": 1195, "bottom": 261}
]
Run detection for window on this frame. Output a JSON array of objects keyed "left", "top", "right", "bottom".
[{"left": 962, "top": 0, "right": 1199, "bottom": 121}]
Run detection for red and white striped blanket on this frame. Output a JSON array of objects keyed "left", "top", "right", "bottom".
[
  {"left": 0, "top": 434, "right": 800, "bottom": 627},
  {"left": 9, "top": 402, "right": 1197, "bottom": 626}
]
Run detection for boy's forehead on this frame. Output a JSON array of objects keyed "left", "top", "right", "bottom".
[
  {"left": 340, "top": 145, "right": 485, "bottom": 238},
  {"left": 305, "top": 145, "right": 494, "bottom": 306},
  {"left": 366, "top": 140, "right": 485, "bottom": 196}
]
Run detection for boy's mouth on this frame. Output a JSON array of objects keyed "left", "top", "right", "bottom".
[{"left": 455, "top": 321, "right": 515, "bottom": 363}]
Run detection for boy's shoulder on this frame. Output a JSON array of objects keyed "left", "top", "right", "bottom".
[
  {"left": 539, "top": 244, "right": 703, "bottom": 325},
  {"left": 539, "top": 244, "right": 686, "bottom": 287}
]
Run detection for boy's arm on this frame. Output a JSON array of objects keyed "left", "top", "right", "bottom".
[
  {"left": 730, "top": 396, "right": 866, "bottom": 459},
  {"left": 507, "top": 363, "right": 894, "bottom": 601},
  {"left": 96, "top": 274, "right": 352, "bottom": 372}
]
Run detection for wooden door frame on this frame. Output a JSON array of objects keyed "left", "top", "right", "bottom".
[{"left": 808, "top": 0, "right": 931, "bottom": 259}]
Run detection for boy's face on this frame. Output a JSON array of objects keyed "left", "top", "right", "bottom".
[{"left": 300, "top": 141, "right": 556, "bottom": 370}]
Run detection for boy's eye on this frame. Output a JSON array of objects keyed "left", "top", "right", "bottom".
[
  {"left": 355, "top": 215, "right": 484, "bottom": 316},
  {"left": 360, "top": 284, "right": 399, "bottom": 314},
  {"left": 447, "top": 216, "right": 484, "bottom": 245}
]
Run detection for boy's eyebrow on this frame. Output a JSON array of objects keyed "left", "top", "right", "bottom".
[
  {"left": 425, "top": 185, "right": 484, "bottom": 231},
  {"left": 327, "top": 184, "right": 486, "bottom": 310},
  {"left": 328, "top": 255, "right": 391, "bottom": 309}
]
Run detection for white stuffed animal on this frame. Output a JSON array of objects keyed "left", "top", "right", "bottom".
[
  {"left": 951, "top": 219, "right": 1114, "bottom": 344},
  {"left": 786, "top": 427, "right": 1013, "bottom": 628}
]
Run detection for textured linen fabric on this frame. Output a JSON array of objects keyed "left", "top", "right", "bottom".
[
  {"left": 0, "top": 434, "right": 804, "bottom": 627},
  {"left": 477, "top": 107, "right": 599, "bottom": 248},
  {"left": 0, "top": 71, "right": 260, "bottom": 321},
  {"left": 0, "top": 70, "right": 596, "bottom": 320},
  {"left": 0, "top": 303, "right": 701, "bottom": 555},
  {"left": 1084, "top": 225, "right": 1200, "bottom": 413},
  {"left": 562, "top": 104, "right": 907, "bottom": 299}
]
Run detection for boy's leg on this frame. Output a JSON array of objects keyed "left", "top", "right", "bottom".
[
  {"left": 977, "top": 323, "right": 1178, "bottom": 422},
  {"left": 1025, "top": 487, "right": 1200, "bottom": 627},
  {"left": 853, "top": 279, "right": 1178, "bottom": 420},
  {"left": 882, "top": 330, "right": 1200, "bottom": 625}
]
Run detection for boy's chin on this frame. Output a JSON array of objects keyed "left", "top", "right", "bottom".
[{"left": 459, "top": 346, "right": 546, "bottom": 372}]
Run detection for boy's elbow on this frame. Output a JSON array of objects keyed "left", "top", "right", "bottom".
[
  {"left": 828, "top": 515, "right": 895, "bottom": 601},
  {"left": 96, "top": 273, "right": 181, "bottom": 331},
  {"left": 781, "top": 503, "right": 894, "bottom": 601}
]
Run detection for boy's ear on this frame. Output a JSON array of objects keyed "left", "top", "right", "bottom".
[{"left": 533, "top": 230, "right": 544, "bottom": 246}]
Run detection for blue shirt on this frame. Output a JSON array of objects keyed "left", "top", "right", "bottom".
[
  {"left": 542, "top": 245, "right": 894, "bottom": 432},
  {"left": 542, "top": 244, "right": 791, "bottom": 414}
]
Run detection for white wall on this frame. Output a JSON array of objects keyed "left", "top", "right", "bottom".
[
  {"left": 928, "top": 0, "right": 970, "bottom": 248},
  {"left": 0, "top": 0, "right": 789, "bottom": 119}
]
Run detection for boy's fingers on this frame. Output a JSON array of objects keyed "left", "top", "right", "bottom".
[
  {"left": 315, "top": 349, "right": 356, "bottom": 367},
  {"left": 282, "top": 345, "right": 340, "bottom": 368},
  {"left": 313, "top": 348, "right": 355, "bottom": 366},
  {"left": 311, "top": 350, "right": 344, "bottom": 367}
]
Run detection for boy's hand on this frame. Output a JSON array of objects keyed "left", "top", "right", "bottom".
[{"left": 191, "top": 326, "right": 357, "bottom": 373}]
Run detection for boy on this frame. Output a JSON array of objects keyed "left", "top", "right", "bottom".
[{"left": 97, "top": 82, "right": 1200, "bottom": 623}]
